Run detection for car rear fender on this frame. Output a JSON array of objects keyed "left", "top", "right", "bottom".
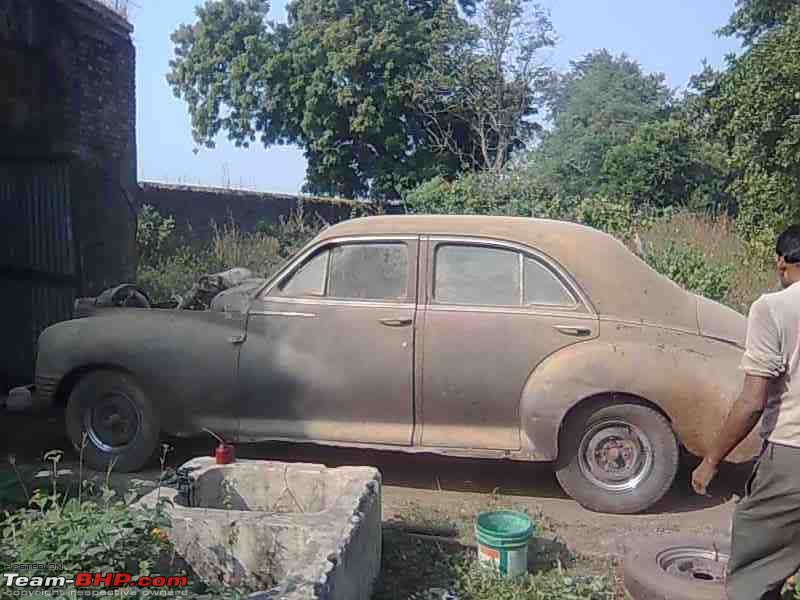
[{"left": 519, "top": 323, "right": 760, "bottom": 463}]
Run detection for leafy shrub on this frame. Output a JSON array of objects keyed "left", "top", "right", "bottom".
[
  {"left": 0, "top": 482, "right": 171, "bottom": 598},
  {"left": 642, "top": 241, "right": 733, "bottom": 301},
  {"left": 576, "top": 196, "right": 636, "bottom": 240},
  {"left": 404, "top": 171, "right": 559, "bottom": 217},
  {"left": 137, "top": 204, "right": 176, "bottom": 268}
]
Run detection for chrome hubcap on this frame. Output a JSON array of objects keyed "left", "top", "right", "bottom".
[
  {"left": 84, "top": 392, "right": 140, "bottom": 452},
  {"left": 578, "top": 419, "right": 653, "bottom": 492},
  {"left": 658, "top": 547, "right": 728, "bottom": 583}
]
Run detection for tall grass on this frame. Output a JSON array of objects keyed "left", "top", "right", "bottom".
[
  {"left": 635, "top": 211, "right": 775, "bottom": 313},
  {"left": 136, "top": 208, "right": 325, "bottom": 304}
]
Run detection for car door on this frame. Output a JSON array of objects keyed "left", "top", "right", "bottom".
[
  {"left": 419, "top": 237, "right": 599, "bottom": 450},
  {"left": 238, "top": 236, "right": 418, "bottom": 445}
]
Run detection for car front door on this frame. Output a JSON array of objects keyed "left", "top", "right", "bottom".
[
  {"left": 238, "top": 236, "right": 418, "bottom": 445},
  {"left": 419, "top": 237, "right": 599, "bottom": 450}
]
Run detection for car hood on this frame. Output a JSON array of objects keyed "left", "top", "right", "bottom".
[
  {"left": 209, "top": 278, "right": 267, "bottom": 313},
  {"left": 696, "top": 295, "right": 746, "bottom": 348}
]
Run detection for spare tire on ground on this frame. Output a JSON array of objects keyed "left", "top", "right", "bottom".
[{"left": 623, "top": 534, "right": 729, "bottom": 600}]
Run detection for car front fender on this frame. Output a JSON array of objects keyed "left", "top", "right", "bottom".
[
  {"left": 519, "top": 322, "right": 760, "bottom": 463},
  {"left": 35, "top": 317, "right": 138, "bottom": 409}
]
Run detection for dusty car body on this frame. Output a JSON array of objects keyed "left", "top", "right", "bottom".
[{"left": 34, "top": 215, "right": 761, "bottom": 513}]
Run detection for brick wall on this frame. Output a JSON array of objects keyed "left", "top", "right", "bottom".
[{"left": 0, "top": 0, "right": 137, "bottom": 290}]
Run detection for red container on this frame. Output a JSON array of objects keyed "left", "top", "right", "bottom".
[{"left": 214, "top": 443, "right": 235, "bottom": 464}]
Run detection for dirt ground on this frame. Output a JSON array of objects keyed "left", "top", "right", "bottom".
[{"left": 1, "top": 411, "right": 750, "bottom": 563}]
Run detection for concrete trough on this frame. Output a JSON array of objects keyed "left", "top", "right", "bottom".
[{"left": 136, "top": 457, "right": 382, "bottom": 600}]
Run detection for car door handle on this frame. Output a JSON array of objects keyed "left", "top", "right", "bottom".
[
  {"left": 554, "top": 325, "right": 592, "bottom": 337},
  {"left": 380, "top": 317, "right": 413, "bottom": 327}
]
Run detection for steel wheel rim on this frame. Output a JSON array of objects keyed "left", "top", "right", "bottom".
[
  {"left": 578, "top": 419, "right": 654, "bottom": 492},
  {"left": 84, "top": 391, "right": 141, "bottom": 453},
  {"left": 657, "top": 546, "right": 729, "bottom": 583}
]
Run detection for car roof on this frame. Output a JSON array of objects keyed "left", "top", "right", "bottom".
[{"left": 312, "top": 215, "right": 698, "bottom": 330}]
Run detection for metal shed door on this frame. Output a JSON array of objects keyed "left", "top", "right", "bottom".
[{"left": 0, "top": 161, "right": 76, "bottom": 387}]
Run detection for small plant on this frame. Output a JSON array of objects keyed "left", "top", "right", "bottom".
[{"left": 137, "top": 204, "right": 176, "bottom": 268}]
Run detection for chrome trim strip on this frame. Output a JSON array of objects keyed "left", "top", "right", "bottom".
[
  {"left": 426, "top": 304, "right": 593, "bottom": 319},
  {"left": 249, "top": 310, "right": 317, "bottom": 318},
  {"left": 598, "top": 315, "right": 698, "bottom": 335},
  {"left": 264, "top": 296, "right": 413, "bottom": 310}
]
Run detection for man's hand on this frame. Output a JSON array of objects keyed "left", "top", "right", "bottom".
[{"left": 692, "top": 458, "right": 719, "bottom": 496}]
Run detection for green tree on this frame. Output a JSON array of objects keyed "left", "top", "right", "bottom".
[
  {"left": 706, "top": 7, "right": 800, "bottom": 254},
  {"left": 530, "top": 50, "right": 674, "bottom": 199},
  {"left": 168, "top": 0, "right": 483, "bottom": 200},
  {"left": 415, "top": 0, "right": 556, "bottom": 172},
  {"left": 601, "top": 117, "right": 732, "bottom": 212},
  {"left": 718, "top": 0, "right": 798, "bottom": 46}
]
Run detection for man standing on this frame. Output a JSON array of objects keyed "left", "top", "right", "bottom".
[{"left": 692, "top": 225, "right": 800, "bottom": 600}]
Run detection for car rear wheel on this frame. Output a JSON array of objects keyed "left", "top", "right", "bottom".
[
  {"left": 65, "top": 370, "right": 159, "bottom": 473},
  {"left": 555, "top": 402, "right": 679, "bottom": 514}
]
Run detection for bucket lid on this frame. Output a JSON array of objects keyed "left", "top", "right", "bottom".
[{"left": 475, "top": 510, "right": 534, "bottom": 544}]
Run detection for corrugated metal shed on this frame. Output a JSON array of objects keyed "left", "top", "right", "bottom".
[{"left": 0, "top": 162, "right": 77, "bottom": 388}]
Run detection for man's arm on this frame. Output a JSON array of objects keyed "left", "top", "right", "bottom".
[
  {"left": 692, "top": 295, "right": 781, "bottom": 495},
  {"left": 691, "top": 375, "right": 770, "bottom": 495}
]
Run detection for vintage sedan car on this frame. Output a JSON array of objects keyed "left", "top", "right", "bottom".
[{"left": 34, "top": 215, "right": 760, "bottom": 513}]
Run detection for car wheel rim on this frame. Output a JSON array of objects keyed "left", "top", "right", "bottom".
[
  {"left": 657, "top": 546, "right": 728, "bottom": 583},
  {"left": 578, "top": 419, "right": 654, "bottom": 492},
  {"left": 84, "top": 392, "right": 141, "bottom": 453}
]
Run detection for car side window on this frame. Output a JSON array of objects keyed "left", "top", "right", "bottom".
[
  {"left": 328, "top": 243, "right": 409, "bottom": 301},
  {"left": 434, "top": 244, "right": 521, "bottom": 306},
  {"left": 523, "top": 256, "right": 575, "bottom": 306},
  {"left": 275, "top": 249, "right": 329, "bottom": 297}
]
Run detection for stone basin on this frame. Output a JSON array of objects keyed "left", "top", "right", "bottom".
[{"left": 136, "top": 457, "right": 382, "bottom": 600}]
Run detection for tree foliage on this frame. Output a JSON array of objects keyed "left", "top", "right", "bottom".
[
  {"left": 706, "top": 7, "right": 800, "bottom": 253},
  {"left": 601, "top": 117, "right": 732, "bottom": 212},
  {"left": 171, "top": 0, "right": 448, "bottom": 199},
  {"left": 415, "top": 0, "right": 555, "bottom": 172},
  {"left": 168, "top": 0, "right": 538, "bottom": 200},
  {"left": 718, "top": 0, "right": 798, "bottom": 46},
  {"left": 531, "top": 50, "right": 674, "bottom": 198}
]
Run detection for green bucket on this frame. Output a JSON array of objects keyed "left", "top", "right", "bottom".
[{"left": 475, "top": 511, "right": 534, "bottom": 577}]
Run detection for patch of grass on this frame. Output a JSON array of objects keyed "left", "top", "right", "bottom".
[
  {"left": 375, "top": 528, "right": 614, "bottom": 600},
  {"left": 377, "top": 500, "right": 615, "bottom": 600}
]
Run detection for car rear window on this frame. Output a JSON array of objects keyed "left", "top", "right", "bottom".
[
  {"left": 523, "top": 256, "right": 575, "bottom": 306},
  {"left": 434, "top": 245, "right": 521, "bottom": 306}
]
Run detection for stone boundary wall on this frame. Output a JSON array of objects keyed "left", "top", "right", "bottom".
[{"left": 138, "top": 182, "right": 405, "bottom": 242}]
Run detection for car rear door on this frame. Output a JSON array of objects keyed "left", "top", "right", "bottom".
[
  {"left": 418, "top": 236, "right": 599, "bottom": 450},
  {"left": 238, "top": 236, "right": 418, "bottom": 445}
]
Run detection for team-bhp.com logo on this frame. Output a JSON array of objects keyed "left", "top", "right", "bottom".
[{"left": 3, "top": 572, "right": 188, "bottom": 595}]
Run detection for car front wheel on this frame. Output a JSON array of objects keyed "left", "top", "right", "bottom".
[
  {"left": 65, "top": 370, "right": 160, "bottom": 473},
  {"left": 555, "top": 402, "right": 679, "bottom": 514}
]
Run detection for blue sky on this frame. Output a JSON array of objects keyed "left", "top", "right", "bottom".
[{"left": 131, "top": 1, "right": 740, "bottom": 194}]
